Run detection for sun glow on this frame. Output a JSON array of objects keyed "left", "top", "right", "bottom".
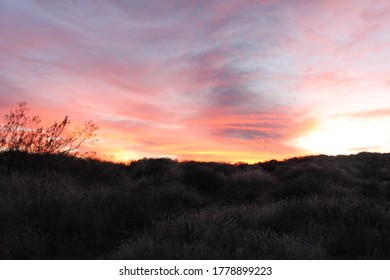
[{"left": 291, "top": 117, "right": 390, "bottom": 155}]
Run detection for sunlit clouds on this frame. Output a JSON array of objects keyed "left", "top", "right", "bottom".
[{"left": 0, "top": 0, "right": 389, "bottom": 162}]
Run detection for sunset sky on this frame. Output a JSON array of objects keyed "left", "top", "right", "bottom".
[{"left": 1, "top": 0, "right": 389, "bottom": 163}]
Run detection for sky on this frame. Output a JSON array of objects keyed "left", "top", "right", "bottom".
[{"left": 0, "top": 0, "right": 389, "bottom": 163}]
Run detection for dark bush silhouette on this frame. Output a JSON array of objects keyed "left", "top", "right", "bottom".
[
  {"left": 181, "top": 162, "right": 227, "bottom": 192},
  {"left": 0, "top": 101, "right": 98, "bottom": 156},
  {"left": 2, "top": 151, "right": 390, "bottom": 259}
]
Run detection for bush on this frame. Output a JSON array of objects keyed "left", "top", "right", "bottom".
[
  {"left": 108, "top": 204, "right": 328, "bottom": 259},
  {"left": 224, "top": 168, "right": 281, "bottom": 202},
  {"left": 128, "top": 158, "right": 182, "bottom": 185},
  {"left": 0, "top": 101, "right": 97, "bottom": 156},
  {"left": 3, "top": 151, "right": 390, "bottom": 259},
  {"left": 181, "top": 162, "right": 227, "bottom": 192},
  {"left": 110, "top": 195, "right": 390, "bottom": 259}
]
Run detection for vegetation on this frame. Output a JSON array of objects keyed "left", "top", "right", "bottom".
[
  {"left": 0, "top": 102, "right": 98, "bottom": 156},
  {"left": 1, "top": 150, "right": 390, "bottom": 259}
]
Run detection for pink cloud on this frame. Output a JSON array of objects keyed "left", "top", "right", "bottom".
[{"left": 0, "top": 0, "right": 389, "bottom": 162}]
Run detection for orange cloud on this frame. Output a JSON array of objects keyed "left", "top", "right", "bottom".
[{"left": 1, "top": 0, "right": 389, "bottom": 162}]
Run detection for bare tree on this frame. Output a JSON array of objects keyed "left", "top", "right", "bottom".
[{"left": 0, "top": 101, "right": 98, "bottom": 156}]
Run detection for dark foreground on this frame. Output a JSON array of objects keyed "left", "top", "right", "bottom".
[{"left": 1, "top": 151, "right": 390, "bottom": 259}]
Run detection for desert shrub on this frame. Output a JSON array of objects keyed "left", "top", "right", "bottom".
[
  {"left": 0, "top": 225, "right": 53, "bottom": 259},
  {"left": 3, "top": 151, "right": 390, "bottom": 259},
  {"left": 181, "top": 163, "right": 227, "bottom": 192},
  {"left": 109, "top": 229, "right": 326, "bottom": 260},
  {"left": 67, "top": 159, "right": 129, "bottom": 186},
  {"left": 330, "top": 159, "right": 363, "bottom": 179},
  {"left": 357, "top": 180, "right": 390, "bottom": 200},
  {"left": 109, "top": 204, "right": 328, "bottom": 259},
  {"left": 259, "top": 159, "right": 282, "bottom": 173},
  {"left": 278, "top": 173, "right": 326, "bottom": 198},
  {"left": 129, "top": 158, "right": 177, "bottom": 177},
  {"left": 0, "top": 150, "right": 46, "bottom": 174},
  {"left": 109, "top": 194, "right": 390, "bottom": 259},
  {"left": 230, "top": 168, "right": 278, "bottom": 187},
  {"left": 0, "top": 160, "right": 203, "bottom": 259},
  {"left": 201, "top": 162, "right": 237, "bottom": 175},
  {"left": 0, "top": 151, "right": 130, "bottom": 187},
  {"left": 277, "top": 196, "right": 390, "bottom": 259},
  {"left": 376, "top": 165, "right": 390, "bottom": 181},
  {"left": 148, "top": 184, "right": 204, "bottom": 211},
  {"left": 128, "top": 158, "right": 182, "bottom": 186},
  {"left": 354, "top": 152, "right": 389, "bottom": 180},
  {"left": 273, "top": 160, "right": 364, "bottom": 199},
  {"left": 224, "top": 169, "right": 281, "bottom": 202}
]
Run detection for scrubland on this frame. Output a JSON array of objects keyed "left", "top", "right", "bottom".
[{"left": 1, "top": 151, "right": 390, "bottom": 259}]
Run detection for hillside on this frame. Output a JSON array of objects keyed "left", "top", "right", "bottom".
[{"left": 1, "top": 151, "right": 390, "bottom": 259}]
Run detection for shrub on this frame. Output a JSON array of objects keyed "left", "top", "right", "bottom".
[
  {"left": 128, "top": 158, "right": 182, "bottom": 185},
  {"left": 108, "top": 204, "right": 328, "bottom": 259},
  {"left": 0, "top": 101, "right": 98, "bottom": 156},
  {"left": 225, "top": 168, "right": 281, "bottom": 202},
  {"left": 181, "top": 162, "right": 227, "bottom": 192},
  {"left": 3, "top": 151, "right": 390, "bottom": 259},
  {"left": 110, "top": 194, "right": 390, "bottom": 259}
]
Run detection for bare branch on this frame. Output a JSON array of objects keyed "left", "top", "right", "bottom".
[{"left": 0, "top": 102, "right": 98, "bottom": 157}]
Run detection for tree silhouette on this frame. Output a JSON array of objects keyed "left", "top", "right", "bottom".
[{"left": 0, "top": 101, "right": 98, "bottom": 156}]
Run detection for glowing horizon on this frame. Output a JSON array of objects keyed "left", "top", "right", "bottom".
[{"left": 1, "top": 0, "right": 389, "bottom": 163}]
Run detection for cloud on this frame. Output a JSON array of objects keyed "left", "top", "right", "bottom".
[
  {"left": 218, "top": 129, "right": 281, "bottom": 140},
  {"left": 348, "top": 146, "right": 383, "bottom": 152},
  {"left": 0, "top": 0, "right": 389, "bottom": 162},
  {"left": 336, "top": 108, "right": 390, "bottom": 119}
]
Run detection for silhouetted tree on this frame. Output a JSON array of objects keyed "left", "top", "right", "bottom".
[{"left": 0, "top": 101, "right": 98, "bottom": 156}]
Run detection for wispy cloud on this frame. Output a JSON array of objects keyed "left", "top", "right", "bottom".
[
  {"left": 336, "top": 108, "right": 390, "bottom": 119},
  {"left": 0, "top": 0, "right": 389, "bottom": 162}
]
